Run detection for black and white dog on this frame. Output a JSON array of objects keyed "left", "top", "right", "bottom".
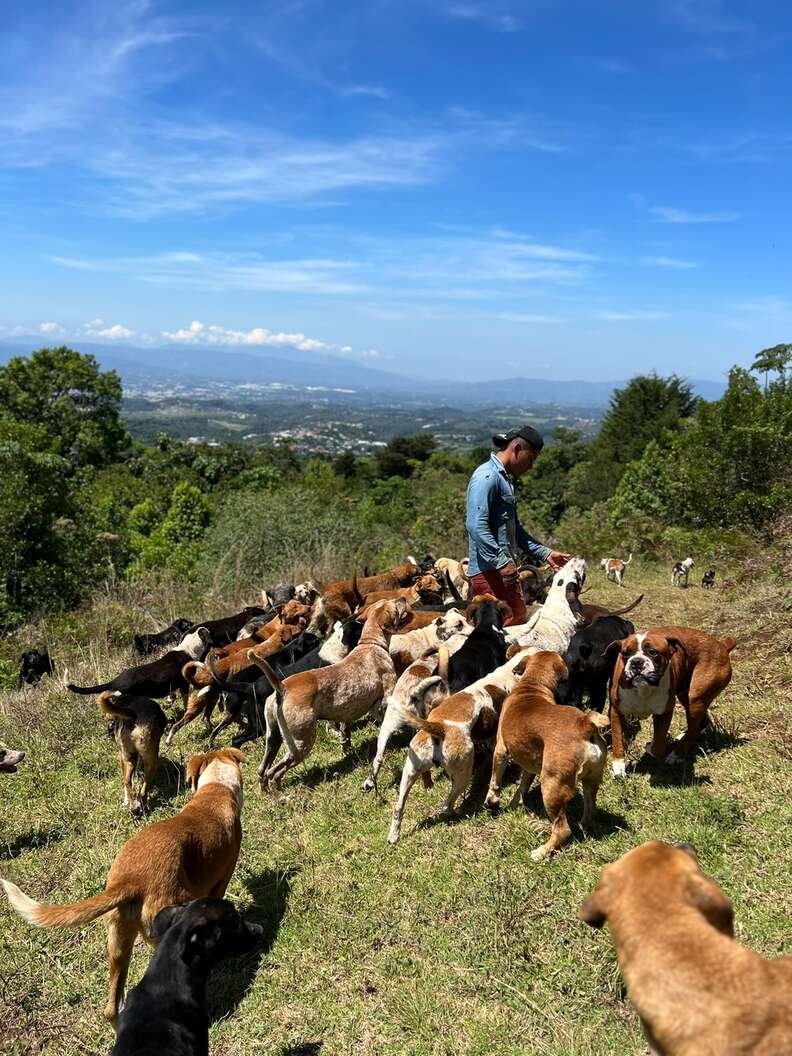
[
  {"left": 671, "top": 556, "right": 695, "bottom": 588},
  {"left": 110, "top": 898, "right": 261, "bottom": 1056}
]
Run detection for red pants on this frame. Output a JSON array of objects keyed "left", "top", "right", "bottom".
[{"left": 469, "top": 569, "right": 526, "bottom": 627}]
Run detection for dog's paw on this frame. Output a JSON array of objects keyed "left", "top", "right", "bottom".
[
  {"left": 362, "top": 775, "right": 375, "bottom": 792},
  {"left": 610, "top": 759, "right": 627, "bottom": 778},
  {"left": 484, "top": 793, "right": 501, "bottom": 810},
  {"left": 387, "top": 828, "right": 400, "bottom": 845},
  {"left": 530, "top": 845, "right": 550, "bottom": 862}
]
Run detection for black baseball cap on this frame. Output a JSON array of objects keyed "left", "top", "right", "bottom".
[{"left": 492, "top": 424, "right": 545, "bottom": 452}]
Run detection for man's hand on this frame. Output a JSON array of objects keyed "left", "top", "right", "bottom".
[
  {"left": 546, "top": 551, "right": 570, "bottom": 571},
  {"left": 498, "top": 562, "right": 519, "bottom": 580}
]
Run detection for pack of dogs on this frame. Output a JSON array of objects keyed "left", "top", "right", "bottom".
[{"left": 3, "top": 550, "right": 781, "bottom": 1056}]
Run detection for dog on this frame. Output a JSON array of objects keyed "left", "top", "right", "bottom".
[
  {"left": 518, "top": 565, "right": 553, "bottom": 605},
  {"left": 702, "top": 569, "right": 716, "bottom": 589},
  {"left": 484, "top": 650, "right": 609, "bottom": 860},
  {"left": 364, "top": 625, "right": 473, "bottom": 795},
  {"left": 580, "top": 841, "right": 792, "bottom": 1056},
  {"left": 671, "top": 556, "right": 695, "bottom": 587},
  {"left": 600, "top": 553, "right": 632, "bottom": 588},
  {"left": 388, "top": 607, "right": 471, "bottom": 675},
  {"left": 187, "top": 606, "right": 270, "bottom": 647},
  {"left": 16, "top": 648, "right": 55, "bottom": 688},
  {"left": 386, "top": 647, "right": 531, "bottom": 843},
  {"left": 362, "top": 573, "right": 444, "bottom": 608},
  {"left": 111, "top": 897, "right": 262, "bottom": 1056},
  {"left": 308, "top": 558, "right": 420, "bottom": 633},
  {"left": 579, "top": 593, "right": 643, "bottom": 627},
  {"left": 558, "top": 614, "right": 636, "bottom": 712},
  {"left": 441, "top": 593, "right": 510, "bottom": 695},
  {"left": 67, "top": 628, "right": 211, "bottom": 706},
  {"left": 606, "top": 625, "right": 736, "bottom": 776},
  {"left": 133, "top": 618, "right": 194, "bottom": 657},
  {"left": 433, "top": 557, "right": 470, "bottom": 601},
  {"left": 2, "top": 747, "right": 246, "bottom": 1025},
  {"left": 253, "top": 598, "right": 412, "bottom": 794},
  {"left": 508, "top": 556, "right": 587, "bottom": 654},
  {"left": 0, "top": 744, "right": 25, "bottom": 774},
  {"left": 99, "top": 691, "right": 168, "bottom": 817},
  {"left": 261, "top": 582, "right": 295, "bottom": 609}
]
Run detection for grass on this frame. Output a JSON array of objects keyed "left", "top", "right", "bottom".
[{"left": 1, "top": 561, "right": 791, "bottom": 1055}]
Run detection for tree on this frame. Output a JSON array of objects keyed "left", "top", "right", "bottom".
[
  {"left": 751, "top": 343, "right": 792, "bottom": 391},
  {"left": 0, "top": 346, "right": 128, "bottom": 468},
  {"left": 565, "top": 374, "right": 697, "bottom": 508},
  {"left": 376, "top": 434, "right": 437, "bottom": 478}
]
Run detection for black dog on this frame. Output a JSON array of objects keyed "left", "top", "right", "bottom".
[
  {"left": 133, "top": 618, "right": 194, "bottom": 656},
  {"left": 186, "top": 607, "right": 270, "bottom": 648},
  {"left": 67, "top": 628, "right": 211, "bottom": 701},
  {"left": 16, "top": 648, "right": 55, "bottom": 689},
  {"left": 558, "top": 614, "right": 635, "bottom": 712},
  {"left": 110, "top": 898, "right": 261, "bottom": 1056},
  {"left": 702, "top": 569, "right": 716, "bottom": 589},
  {"left": 441, "top": 595, "right": 509, "bottom": 695}
]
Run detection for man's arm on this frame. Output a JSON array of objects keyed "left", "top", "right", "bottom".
[
  {"left": 466, "top": 472, "right": 507, "bottom": 567},
  {"left": 515, "top": 517, "right": 552, "bottom": 565}
]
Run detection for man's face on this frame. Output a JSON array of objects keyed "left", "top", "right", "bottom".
[{"left": 510, "top": 441, "right": 538, "bottom": 476}]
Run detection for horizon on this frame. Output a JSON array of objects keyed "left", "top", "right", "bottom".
[{"left": 2, "top": 1, "right": 791, "bottom": 382}]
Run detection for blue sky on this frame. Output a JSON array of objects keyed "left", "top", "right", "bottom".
[{"left": 1, "top": 0, "right": 791, "bottom": 382}]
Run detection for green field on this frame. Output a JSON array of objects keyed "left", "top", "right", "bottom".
[{"left": 1, "top": 563, "right": 790, "bottom": 1055}]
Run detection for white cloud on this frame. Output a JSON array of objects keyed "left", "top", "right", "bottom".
[
  {"left": 597, "top": 310, "right": 671, "bottom": 321},
  {"left": 650, "top": 206, "right": 741, "bottom": 224},
  {"left": 642, "top": 256, "right": 699, "bottom": 269},
  {"left": 161, "top": 320, "right": 328, "bottom": 353},
  {"left": 39, "top": 321, "right": 64, "bottom": 335},
  {"left": 494, "top": 313, "right": 566, "bottom": 324},
  {"left": 341, "top": 84, "right": 390, "bottom": 100},
  {"left": 444, "top": 3, "right": 520, "bottom": 32},
  {"left": 80, "top": 320, "right": 136, "bottom": 339}
]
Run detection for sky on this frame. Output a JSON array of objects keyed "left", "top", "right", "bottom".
[{"left": 1, "top": 0, "right": 791, "bottom": 382}]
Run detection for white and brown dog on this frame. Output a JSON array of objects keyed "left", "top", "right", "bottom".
[
  {"left": 507, "top": 555, "right": 587, "bottom": 654},
  {"left": 671, "top": 556, "right": 695, "bottom": 587},
  {"left": 600, "top": 553, "right": 632, "bottom": 588},
  {"left": 605, "top": 625, "right": 736, "bottom": 776},
  {"left": 433, "top": 557, "right": 470, "bottom": 601}
]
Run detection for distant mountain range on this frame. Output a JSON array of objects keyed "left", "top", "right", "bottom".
[{"left": 0, "top": 338, "right": 727, "bottom": 408}]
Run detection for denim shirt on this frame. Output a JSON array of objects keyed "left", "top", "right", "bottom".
[{"left": 465, "top": 453, "right": 551, "bottom": 575}]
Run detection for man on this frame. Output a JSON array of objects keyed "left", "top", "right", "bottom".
[{"left": 466, "top": 425, "right": 569, "bottom": 626}]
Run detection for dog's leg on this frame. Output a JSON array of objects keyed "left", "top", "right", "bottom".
[
  {"left": 120, "top": 753, "right": 135, "bottom": 809},
  {"left": 508, "top": 769, "right": 534, "bottom": 810},
  {"left": 670, "top": 687, "right": 714, "bottom": 762},
  {"left": 103, "top": 909, "right": 137, "bottom": 1026},
  {"left": 438, "top": 749, "right": 473, "bottom": 818},
  {"left": 208, "top": 712, "right": 235, "bottom": 748},
  {"left": 532, "top": 775, "right": 574, "bottom": 861},
  {"left": 363, "top": 699, "right": 404, "bottom": 795},
  {"left": 339, "top": 723, "right": 352, "bottom": 753},
  {"left": 646, "top": 708, "right": 674, "bottom": 761},
  {"left": 165, "top": 689, "right": 213, "bottom": 746},
  {"left": 484, "top": 734, "right": 510, "bottom": 809},
  {"left": 258, "top": 695, "right": 283, "bottom": 787},
  {"left": 388, "top": 739, "right": 431, "bottom": 844},
  {"left": 139, "top": 748, "right": 159, "bottom": 814},
  {"left": 610, "top": 707, "right": 628, "bottom": 777}
]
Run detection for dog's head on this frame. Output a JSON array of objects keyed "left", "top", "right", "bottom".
[
  {"left": 605, "top": 630, "right": 684, "bottom": 689},
  {"left": 0, "top": 744, "right": 26, "bottom": 774},
  {"left": 179, "top": 626, "right": 212, "bottom": 660},
  {"left": 277, "top": 599, "right": 312, "bottom": 628},
  {"left": 186, "top": 747, "right": 246, "bottom": 791},
  {"left": 580, "top": 841, "right": 734, "bottom": 936},
  {"left": 434, "top": 608, "right": 469, "bottom": 641},
  {"left": 415, "top": 574, "right": 443, "bottom": 603},
  {"left": 369, "top": 597, "right": 412, "bottom": 633},
  {"left": 518, "top": 566, "right": 550, "bottom": 604},
  {"left": 293, "top": 581, "right": 319, "bottom": 606},
  {"left": 418, "top": 554, "right": 436, "bottom": 574},
  {"left": 468, "top": 593, "right": 511, "bottom": 630},
  {"left": 513, "top": 649, "right": 568, "bottom": 691},
  {"left": 150, "top": 897, "right": 262, "bottom": 969}
]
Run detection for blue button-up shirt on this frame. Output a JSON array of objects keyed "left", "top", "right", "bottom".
[{"left": 466, "top": 453, "right": 551, "bottom": 575}]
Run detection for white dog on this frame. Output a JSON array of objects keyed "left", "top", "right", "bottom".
[
  {"left": 600, "top": 553, "right": 632, "bottom": 588},
  {"left": 671, "top": 556, "right": 695, "bottom": 587},
  {"left": 508, "top": 556, "right": 587, "bottom": 654}
]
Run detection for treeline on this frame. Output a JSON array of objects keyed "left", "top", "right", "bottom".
[{"left": 1, "top": 344, "right": 790, "bottom": 628}]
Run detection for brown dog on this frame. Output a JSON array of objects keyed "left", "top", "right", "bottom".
[
  {"left": 580, "top": 840, "right": 792, "bottom": 1055},
  {"left": 363, "top": 573, "right": 444, "bottom": 607},
  {"left": 253, "top": 598, "right": 412, "bottom": 794},
  {"left": 2, "top": 747, "right": 245, "bottom": 1025},
  {"left": 606, "top": 625, "right": 736, "bottom": 776},
  {"left": 485, "top": 650, "right": 610, "bottom": 859},
  {"left": 309, "top": 559, "right": 421, "bottom": 631},
  {"left": 99, "top": 691, "right": 168, "bottom": 817}
]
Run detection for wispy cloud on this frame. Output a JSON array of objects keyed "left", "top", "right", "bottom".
[
  {"left": 494, "top": 312, "right": 566, "bottom": 324},
  {"left": 443, "top": 3, "right": 521, "bottom": 32},
  {"left": 340, "top": 84, "right": 390, "bottom": 100},
  {"left": 650, "top": 205, "right": 741, "bottom": 224},
  {"left": 39, "top": 321, "right": 64, "bottom": 335},
  {"left": 597, "top": 310, "right": 671, "bottom": 322},
  {"left": 642, "top": 255, "right": 699, "bottom": 269}
]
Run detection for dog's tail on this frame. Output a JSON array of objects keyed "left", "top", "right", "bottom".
[
  {"left": 181, "top": 659, "right": 207, "bottom": 687},
  {"left": 624, "top": 553, "right": 633, "bottom": 565},
  {"left": 350, "top": 571, "right": 364, "bottom": 609},
  {"left": 722, "top": 637, "right": 737, "bottom": 653},
  {"left": 66, "top": 681, "right": 112, "bottom": 695},
  {"left": 437, "top": 643, "right": 450, "bottom": 682},
  {"left": 246, "top": 651, "right": 283, "bottom": 693},
  {"left": 443, "top": 570, "right": 463, "bottom": 603},
  {"left": 406, "top": 675, "right": 446, "bottom": 719},
  {"left": 399, "top": 683, "right": 447, "bottom": 739},
  {"left": 97, "top": 691, "right": 136, "bottom": 723},
  {"left": 1, "top": 879, "right": 135, "bottom": 928},
  {"left": 608, "top": 593, "right": 644, "bottom": 617}
]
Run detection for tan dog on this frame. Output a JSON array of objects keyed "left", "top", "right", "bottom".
[
  {"left": 252, "top": 598, "right": 411, "bottom": 794},
  {"left": 386, "top": 648, "right": 531, "bottom": 843},
  {"left": 434, "top": 557, "right": 470, "bottom": 600},
  {"left": 606, "top": 625, "right": 736, "bottom": 776},
  {"left": 168, "top": 621, "right": 306, "bottom": 745},
  {"left": 484, "top": 650, "right": 609, "bottom": 860},
  {"left": 99, "top": 691, "right": 168, "bottom": 817},
  {"left": 580, "top": 840, "right": 792, "bottom": 1055},
  {"left": 363, "top": 573, "right": 444, "bottom": 607},
  {"left": 309, "top": 559, "right": 420, "bottom": 632},
  {"left": 600, "top": 553, "right": 632, "bottom": 587},
  {"left": 2, "top": 748, "right": 245, "bottom": 1025}
]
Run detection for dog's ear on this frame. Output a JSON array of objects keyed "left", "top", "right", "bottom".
[
  {"left": 496, "top": 600, "right": 512, "bottom": 623},
  {"left": 665, "top": 636, "right": 687, "bottom": 658},
  {"left": 186, "top": 753, "right": 208, "bottom": 791},
  {"left": 151, "top": 903, "right": 189, "bottom": 939},
  {"left": 579, "top": 893, "right": 607, "bottom": 928},
  {"left": 686, "top": 873, "right": 735, "bottom": 936},
  {"left": 602, "top": 639, "right": 625, "bottom": 662},
  {"left": 506, "top": 641, "right": 522, "bottom": 659},
  {"left": 224, "top": 747, "right": 246, "bottom": 766},
  {"left": 511, "top": 652, "right": 530, "bottom": 676}
]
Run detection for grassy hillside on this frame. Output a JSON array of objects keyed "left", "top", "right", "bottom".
[{"left": 1, "top": 562, "right": 791, "bottom": 1055}]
